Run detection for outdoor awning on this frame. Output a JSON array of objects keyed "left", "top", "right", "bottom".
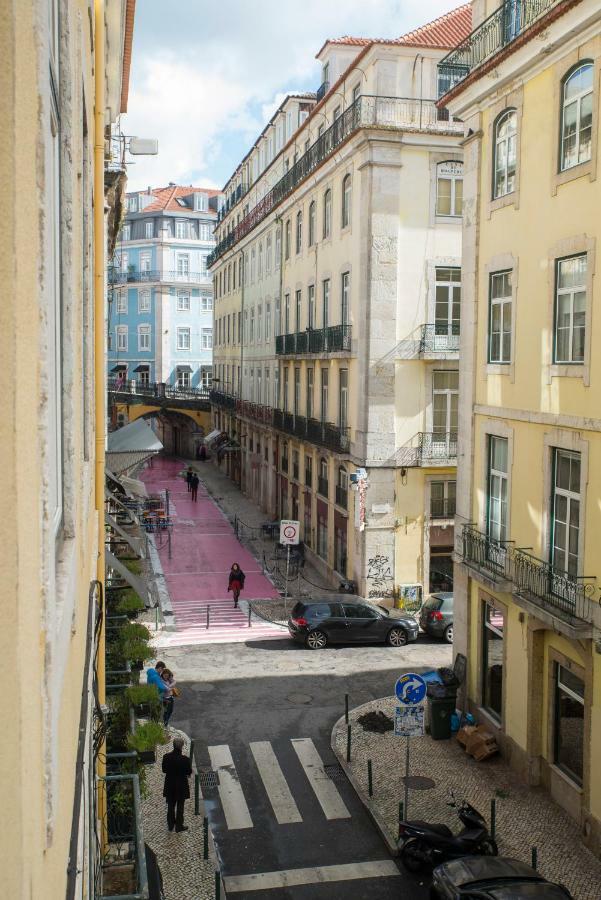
[
  {"left": 120, "top": 475, "right": 148, "bottom": 498},
  {"left": 105, "top": 549, "right": 152, "bottom": 607},
  {"left": 111, "top": 364, "right": 127, "bottom": 372},
  {"left": 205, "top": 428, "right": 221, "bottom": 444},
  {"left": 106, "top": 418, "right": 163, "bottom": 474},
  {"left": 176, "top": 364, "right": 193, "bottom": 372},
  {"left": 133, "top": 364, "right": 150, "bottom": 373},
  {"left": 105, "top": 512, "right": 146, "bottom": 558}
]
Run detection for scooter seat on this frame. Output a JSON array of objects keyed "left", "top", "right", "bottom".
[{"left": 407, "top": 820, "right": 453, "bottom": 837}]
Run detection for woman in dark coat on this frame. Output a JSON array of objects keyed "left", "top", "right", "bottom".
[
  {"left": 162, "top": 737, "right": 192, "bottom": 832},
  {"left": 227, "top": 563, "right": 245, "bottom": 608}
]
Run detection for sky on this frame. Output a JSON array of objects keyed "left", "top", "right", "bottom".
[{"left": 122, "top": 0, "right": 464, "bottom": 193}]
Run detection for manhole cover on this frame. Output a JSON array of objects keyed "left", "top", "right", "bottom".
[
  {"left": 198, "top": 769, "right": 219, "bottom": 790},
  {"left": 402, "top": 776, "right": 436, "bottom": 790},
  {"left": 286, "top": 692, "right": 313, "bottom": 704},
  {"left": 324, "top": 763, "right": 347, "bottom": 782}
]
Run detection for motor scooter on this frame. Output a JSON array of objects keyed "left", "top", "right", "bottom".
[{"left": 398, "top": 794, "right": 498, "bottom": 872}]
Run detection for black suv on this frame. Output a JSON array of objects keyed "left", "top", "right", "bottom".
[{"left": 288, "top": 596, "right": 419, "bottom": 650}]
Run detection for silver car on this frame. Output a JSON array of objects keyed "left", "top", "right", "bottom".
[{"left": 419, "top": 592, "right": 453, "bottom": 643}]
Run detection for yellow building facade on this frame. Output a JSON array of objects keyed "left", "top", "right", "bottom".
[
  {"left": 0, "top": 1, "right": 134, "bottom": 895},
  {"left": 443, "top": 0, "right": 601, "bottom": 853}
]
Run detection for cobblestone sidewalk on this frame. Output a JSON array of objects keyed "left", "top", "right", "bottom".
[
  {"left": 332, "top": 696, "right": 601, "bottom": 900},
  {"left": 141, "top": 727, "right": 219, "bottom": 900}
]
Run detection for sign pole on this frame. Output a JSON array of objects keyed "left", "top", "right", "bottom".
[
  {"left": 404, "top": 737, "right": 410, "bottom": 819},
  {"left": 284, "top": 544, "right": 290, "bottom": 602}
]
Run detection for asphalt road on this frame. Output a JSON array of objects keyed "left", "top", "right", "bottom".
[{"left": 167, "top": 636, "right": 452, "bottom": 899}]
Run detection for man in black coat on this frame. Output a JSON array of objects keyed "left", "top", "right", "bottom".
[{"left": 162, "top": 737, "right": 192, "bottom": 832}]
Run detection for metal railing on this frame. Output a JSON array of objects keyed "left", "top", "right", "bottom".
[
  {"left": 108, "top": 379, "right": 210, "bottom": 402},
  {"left": 396, "top": 432, "right": 458, "bottom": 466},
  {"left": 316, "top": 80, "right": 330, "bottom": 102},
  {"left": 98, "top": 773, "right": 149, "bottom": 900},
  {"left": 276, "top": 325, "right": 352, "bottom": 355},
  {"left": 335, "top": 485, "right": 348, "bottom": 509},
  {"left": 272, "top": 412, "right": 350, "bottom": 453},
  {"left": 109, "top": 268, "right": 210, "bottom": 284},
  {"left": 209, "top": 389, "right": 237, "bottom": 410},
  {"left": 438, "top": 0, "right": 561, "bottom": 92},
  {"left": 236, "top": 399, "right": 274, "bottom": 425},
  {"left": 462, "top": 525, "right": 513, "bottom": 581},
  {"left": 430, "top": 497, "right": 456, "bottom": 519},
  {"left": 208, "top": 95, "right": 461, "bottom": 267},
  {"left": 318, "top": 476, "right": 329, "bottom": 498},
  {"left": 419, "top": 322, "right": 460, "bottom": 354}
]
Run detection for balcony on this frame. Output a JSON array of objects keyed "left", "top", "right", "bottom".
[
  {"left": 335, "top": 485, "right": 348, "bottom": 509},
  {"left": 438, "top": 0, "right": 562, "bottom": 93},
  {"left": 209, "top": 389, "right": 237, "bottom": 410},
  {"left": 108, "top": 379, "right": 210, "bottom": 408},
  {"left": 396, "top": 432, "right": 458, "bottom": 467},
  {"left": 462, "top": 525, "right": 513, "bottom": 585},
  {"left": 276, "top": 325, "right": 352, "bottom": 356},
  {"left": 430, "top": 497, "right": 456, "bottom": 519},
  {"left": 272, "top": 411, "right": 350, "bottom": 454},
  {"left": 316, "top": 80, "right": 330, "bottom": 102},
  {"left": 419, "top": 323, "right": 460, "bottom": 356},
  {"left": 109, "top": 268, "right": 209, "bottom": 285},
  {"left": 236, "top": 399, "right": 274, "bottom": 425},
  {"left": 208, "top": 95, "right": 461, "bottom": 268},
  {"left": 318, "top": 476, "right": 329, "bottom": 498}
]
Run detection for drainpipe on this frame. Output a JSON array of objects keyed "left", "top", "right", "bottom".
[{"left": 238, "top": 250, "right": 245, "bottom": 487}]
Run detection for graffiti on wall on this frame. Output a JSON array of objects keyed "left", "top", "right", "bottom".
[{"left": 366, "top": 554, "right": 393, "bottom": 599}]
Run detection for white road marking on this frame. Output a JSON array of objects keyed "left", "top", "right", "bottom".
[
  {"left": 224, "top": 860, "right": 400, "bottom": 892},
  {"left": 208, "top": 745, "right": 253, "bottom": 830},
  {"left": 250, "top": 742, "right": 302, "bottom": 825},
  {"left": 291, "top": 738, "right": 350, "bottom": 820}
]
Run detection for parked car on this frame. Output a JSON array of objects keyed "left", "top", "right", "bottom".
[
  {"left": 419, "top": 592, "right": 453, "bottom": 643},
  {"left": 430, "top": 856, "right": 573, "bottom": 899},
  {"left": 288, "top": 596, "right": 419, "bottom": 649}
]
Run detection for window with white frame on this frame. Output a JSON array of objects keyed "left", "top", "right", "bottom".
[
  {"left": 266, "top": 233, "right": 272, "bottom": 272},
  {"left": 117, "top": 325, "right": 128, "bottom": 351},
  {"left": 145, "top": 221, "right": 153, "bottom": 239},
  {"left": 200, "top": 366, "right": 211, "bottom": 389},
  {"left": 177, "top": 253, "right": 190, "bottom": 276},
  {"left": 177, "top": 290, "right": 190, "bottom": 311},
  {"left": 122, "top": 224, "right": 131, "bottom": 241},
  {"left": 275, "top": 227, "right": 281, "bottom": 268},
  {"left": 177, "top": 327, "right": 191, "bottom": 350},
  {"left": 488, "top": 271, "right": 512, "bottom": 364},
  {"left": 201, "top": 328, "right": 213, "bottom": 349},
  {"left": 258, "top": 243, "right": 263, "bottom": 278},
  {"left": 487, "top": 436, "right": 508, "bottom": 542},
  {"left": 250, "top": 308, "right": 255, "bottom": 343},
  {"left": 251, "top": 247, "right": 256, "bottom": 282},
  {"left": 308, "top": 285, "right": 315, "bottom": 329},
  {"left": 341, "top": 272, "right": 350, "bottom": 326},
  {"left": 199, "top": 223, "right": 211, "bottom": 241},
  {"left": 554, "top": 664, "right": 584, "bottom": 785},
  {"left": 116, "top": 291, "right": 127, "bottom": 314},
  {"left": 139, "top": 252, "right": 151, "bottom": 273},
  {"left": 560, "top": 63, "right": 593, "bottom": 171},
  {"left": 201, "top": 295, "right": 213, "bottom": 311},
  {"left": 285, "top": 219, "right": 291, "bottom": 260},
  {"left": 308, "top": 200, "right": 316, "bottom": 246},
  {"left": 176, "top": 220, "right": 188, "bottom": 239},
  {"left": 138, "top": 289, "right": 150, "bottom": 313},
  {"left": 342, "top": 175, "right": 351, "bottom": 228},
  {"left": 176, "top": 367, "right": 190, "bottom": 388},
  {"left": 432, "top": 370, "right": 458, "bottom": 437},
  {"left": 436, "top": 161, "right": 463, "bottom": 216},
  {"left": 323, "top": 189, "right": 332, "bottom": 238},
  {"left": 265, "top": 302, "right": 271, "bottom": 341},
  {"left": 296, "top": 210, "right": 303, "bottom": 254},
  {"left": 138, "top": 324, "right": 151, "bottom": 351},
  {"left": 551, "top": 449, "right": 581, "bottom": 577},
  {"left": 121, "top": 251, "right": 129, "bottom": 272},
  {"left": 493, "top": 109, "right": 517, "bottom": 199},
  {"left": 200, "top": 254, "right": 208, "bottom": 276},
  {"left": 435, "top": 268, "right": 461, "bottom": 337},
  {"left": 554, "top": 255, "right": 586, "bottom": 363},
  {"left": 352, "top": 83, "right": 360, "bottom": 104},
  {"left": 430, "top": 480, "right": 456, "bottom": 518},
  {"left": 322, "top": 279, "right": 330, "bottom": 327}
]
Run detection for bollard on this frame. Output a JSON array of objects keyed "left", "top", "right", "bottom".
[
  {"left": 206, "top": 606, "right": 210, "bottom": 630},
  {"left": 203, "top": 817, "right": 209, "bottom": 860},
  {"left": 215, "top": 871, "right": 221, "bottom": 900},
  {"left": 155, "top": 605, "right": 159, "bottom": 632},
  {"left": 345, "top": 693, "right": 349, "bottom": 724},
  {"left": 490, "top": 798, "right": 496, "bottom": 840},
  {"left": 398, "top": 801, "right": 404, "bottom": 840},
  {"left": 194, "top": 773, "right": 200, "bottom": 815},
  {"left": 367, "top": 759, "right": 373, "bottom": 797},
  {"left": 531, "top": 846, "right": 537, "bottom": 871},
  {"left": 346, "top": 724, "right": 352, "bottom": 763},
  {"left": 248, "top": 605, "right": 252, "bottom": 628}
]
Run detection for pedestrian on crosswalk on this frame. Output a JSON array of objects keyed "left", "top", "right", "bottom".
[
  {"left": 162, "top": 737, "right": 192, "bottom": 832},
  {"left": 190, "top": 473, "right": 199, "bottom": 502},
  {"left": 227, "top": 563, "right": 245, "bottom": 608}
]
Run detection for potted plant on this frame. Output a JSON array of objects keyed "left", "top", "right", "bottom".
[
  {"left": 107, "top": 780, "right": 134, "bottom": 839},
  {"left": 116, "top": 592, "right": 145, "bottom": 620},
  {"left": 126, "top": 683, "right": 161, "bottom": 719},
  {"left": 119, "top": 623, "right": 153, "bottom": 670},
  {"left": 127, "top": 720, "right": 167, "bottom": 764}
]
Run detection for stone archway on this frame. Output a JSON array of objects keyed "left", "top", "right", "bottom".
[{"left": 137, "top": 409, "right": 207, "bottom": 460}]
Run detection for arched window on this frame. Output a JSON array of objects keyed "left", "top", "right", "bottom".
[
  {"left": 493, "top": 109, "right": 517, "bottom": 199},
  {"left": 436, "top": 161, "right": 463, "bottom": 217},
  {"left": 308, "top": 200, "right": 316, "bottom": 246},
  {"left": 323, "top": 189, "right": 332, "bottom": 239},
  {"left": 318, "top": 458, "right": 329, "bottom": 498},
  {"left": 341, "top": 174, "right": 351, "bottom": 228},
  {"left": 296, "top": 211, "right": 303, "bottom": 254},
  {"left": 561, "top": 62, "right": 593, "bottom": 171}
]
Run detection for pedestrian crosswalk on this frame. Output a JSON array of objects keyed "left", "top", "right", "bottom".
[{"left": 203, "top": 738, "right": 350, "bottom": 831}]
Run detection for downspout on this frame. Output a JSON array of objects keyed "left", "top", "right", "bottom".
[{"left": 238, "top": 250, "right": 245, "bottom": 487}]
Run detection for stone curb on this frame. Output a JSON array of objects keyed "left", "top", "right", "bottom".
[
  {"left": 146, "top": 533, "right": 177, "bottom": 631},
  {"left": 331, "top": 712, "right": 399, "bottom": 857}
]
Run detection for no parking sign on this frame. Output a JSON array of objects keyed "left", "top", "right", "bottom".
[{"left": 280, "top": 520, "right": 300, "bottom": 546}]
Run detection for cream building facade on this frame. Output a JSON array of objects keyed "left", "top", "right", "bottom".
[
  {"left": 210, "top": 6, "right": 471, "bottom": 602},
  {"left": 442, "top": 0, "right": 601, "bottom": 854},
  {"left": 0, "top": 0, "right": 134, "bottom": 895}
]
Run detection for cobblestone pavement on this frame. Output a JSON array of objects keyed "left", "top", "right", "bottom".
[
  {"left": 332, "top": 695, "right": 601, "bottom": 900},
  {"left": 141, "top": 727, "right": 219, "bottom": 900}
]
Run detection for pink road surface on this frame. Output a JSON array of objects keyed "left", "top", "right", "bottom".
[{"left": 140, "top": 456, "right": 282, "bottom": 646}]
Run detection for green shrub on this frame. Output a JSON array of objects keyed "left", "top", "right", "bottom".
[
  {"left": 126, "top": 684, "right": 161, "bottom": 717},
  {"left": 116, "top": 592, "right": 145, "bottom": 617},
  {"left": 127, "top": 720, "right": 167, "bottom": 753}
]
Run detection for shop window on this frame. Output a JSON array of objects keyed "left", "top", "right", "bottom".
[
  {"left": 554, "top": 664, "right": 584, "bottom": 785},
  {"left": 482, "top": 600, "right": 504, "bottom": 720}
]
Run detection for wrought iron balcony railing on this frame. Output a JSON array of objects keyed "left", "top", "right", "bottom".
[
  {"left": 462, "top": 525, "right": 513, "bottom": 582},
  {"left": 208, "top": 95, "right": 461, "bottom": 268},
  {"left": 276, "top": 325, "right": 352, "bottom": 355},
  {"left": 396, "top": 432, "right": 458, "bottom": 467},
  {"left": 236, "top": 399, "right": 274, "bottom": 425},
  {"left": 419, "top": 322, "right": 460, "bottom": 354},
  {"left": 209, "top": 389, "right": 237, "bottom": 410},
  {"left": 316, "top": 80, "right": 330, "bottom": 102},
  {"left": 318, "top": 476, "right": 329, "bottom": 498},
  {"left": 271, "top": 411, "right": 350, "bottom": 454},
  {"left": 108, "top": 379, "right": 210, "bottom": 402},
  {"left": 438, "top": 0, "right": 561, "bottom": 94},
  {"left": 430, "top": 497, "right": 456, "bottom": 519},
  {"left": 335, "top": 485, "right": 348, "bottom": 509},
  {"left": 109, "top": 268, "right": 209, "bottom": 284}
]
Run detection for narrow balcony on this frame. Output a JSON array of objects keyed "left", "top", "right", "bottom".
[
  {"left": 419, "top": 323, "right": 460, "bottom": 356},
  {"left": 108, "top": 268, "right": 208, "bottom": 285},
  {"left": 396, "top": 432, "right": 458, "bottom": 467},
  {"left": 108, "top": 379, "right": 210, "bottom": 409},
  {"left": 513, "top": 549, "right": 597, "bottom": 631},
  {"left": 236, "top": 399, "right": 274, "bottom": 425},
  {"left": 430, "top": 496, "right": 456, "bottom": 519},
  {"left": 275, "top": 325, "right": 352, "bottom": 356},
  {"left": 209, "top": 389, "right": 237, "bottom": 410},
  {"left": 272, "top": 411, "right": 350, "bottom": 454},
  {"left": 461, "top": 525, "right": 513, "bottom": 586},
  {"left": 438, "top": 0, "right": 562, "bottom": 93}
]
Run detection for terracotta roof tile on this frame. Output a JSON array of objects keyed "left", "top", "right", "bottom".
[{"left": 127, "top": 185, "right": 222, "bottom": 214}]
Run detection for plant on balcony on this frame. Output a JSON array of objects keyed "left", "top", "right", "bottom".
[
  {"left": 115, "top": 592, "right": 145, "bottom": 620},
  {"left": 107, "top": 622, "right": 154, "bottom": 671},
  {"left": 126, "top": 684, "right": 162, "bottom": 720},
  {"left": 127, "top": 720, "right": 168, "bottom": 764}
]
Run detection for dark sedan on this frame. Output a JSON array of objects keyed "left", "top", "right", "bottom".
[
  {"left": 288, "top": 596, "right": 419, "bottom": 649},
  {"left": 430, "top": 856, "right": 573, "bottom": 899}
]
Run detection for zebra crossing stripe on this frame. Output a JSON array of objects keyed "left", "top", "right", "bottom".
[
  {"left": 208, "top": 745, "right": 253, "bottom": 830},
  {"left": 224, "top": 860, "right": 400, "bottom": 892},
  {"left": 250, "top": 741, "right": 302, "bottom": 825},
  {"left": 291, "top": 738, "right": 350, "bottom": 821}
]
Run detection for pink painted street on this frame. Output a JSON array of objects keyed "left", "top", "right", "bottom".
[{"left": 141, "top": 456, "right": 282, "bottom": 647}]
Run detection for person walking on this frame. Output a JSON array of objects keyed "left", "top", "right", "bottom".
[
  {"left": 185, "top": 466, "right": 194, "bottom": 492},
  {"left": 162, "top": 737, "right": 192, "bottom": 832},
  {"left": 227, "top": 563, "right": 245, "bottom": 609},
  {"left": 161, "top": 668, "right": 178, "bottom": 727},
  {"left": 190, "top": 473, "right": 199, "bottom": 502}
]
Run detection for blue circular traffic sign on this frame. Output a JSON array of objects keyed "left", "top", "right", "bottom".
[{"left": 395, "top": 672, "right": 427, "bottom": 706}]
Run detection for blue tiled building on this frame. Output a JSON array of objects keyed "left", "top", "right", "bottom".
[{"left": 108, "top": 183, "right": 221, "bottom": 388}]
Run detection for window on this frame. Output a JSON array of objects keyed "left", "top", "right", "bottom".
[
  {"left": 138, "top": 368, "right": 150, "bottom": 387},
  {"left": 317, "top": 511, "right": 328, "bottom": 560},
  {"left": 341, "top": 175, "right": 351, "bottom": 228},
  {"left": 352, "top": 83, "right": 360, "bottom": 104},
  {"left": 296, "top": 211, "right": 303, "bottom": 254},
  {"left": 177, "top": 327, "right": 191, "bottom": 350},
  {"left": 145, "top": 221, "right": 153, "bottom": 239},
  {"left": 177, "top": 253, "right": 190, "bottom": 276},
  {"left": 138, "top": 324, "right": 151, "bottom": 351},
  {"left": 320, "top": 368, "right": 329, "bottom": 422},
  {"left": 435, "top": 268, "right": 461, "bottom": 339},
  {"left": 116, "top": 292, "right": 127, "bottom": 314},
  {"left": 266, "top": 233, "right": 272, "bottom": 272},
  {"left": 560, "top": 63, "right": 593, "bottom": 171},
  {"left": 251, "top": 247, "right": 256, "bottom": 282},
  {"left": 493, "top": 109, "right": 517, "bottom": 198},
  {"left": 339, "top": 369, "right": 348, "bottom": 430},
  {"left": 176, "top": 367, "right": 190, "bottom": 388},
  {"left": 308, "top": 285, "right": 315, "bottom": 329},
  {"left": 295, "top": 290, "right": 302, "bottom": 331},
  {"left": 294, "top": 368, "right": 301, "bottom": 415},
  {"left": 139, "top": 252, "right": 151, "bottom": 273},
  {"left": 275, "top": 297, "right": 281, "bottom": 337},
  {"left": 432, "top": 370, "right": 458, "bottom": 437},
  {"left": 138, "top": 290, "right": 150, "bottom": 313},
  {"left": 341, "top": 272, "right": 350, "bottom": 326},
  {"left": 305, "top": 455, "right": 313, "bottom": 488},
  {"left": 227, "top": 315, "right": 231, "bottom": 344},
  {"left": 264, "top": 367, "right": 270, "bottom": 404},
  {"left": 318, "top": 458, "right": 329, "bottom": 501},
  {"left": 177, "top": 290, "right": 190, "bottom": 311},
  {"left": 554, "top": 664, "right": 584, "bottom": 784},
  {"left": 122, "top": 224, "right": 131, "bottom": 241},
  {"left": 121, "top": 251, "right": 129, "bottom": 272},
  {"left": 322, "top": 279, "right": 330, "bottom": 327},
  {"left": 116, "top": 325, "right": 128, "bottom": 351},
  {"left": 199, "top": 223, "right": 211, "bottom": 241},
  {"left": 488, "top": 271, "right": 512, "bottom": 364},
  {"left": 323, "top": 189, "right": 332, "bottom": 238},
  {"left": 284, "top": 293, "right": 290, "bottom": 333},
  {"left": 482, "top": 600, "right": 504, "bottom": 720},
  {"left": 554, "top": 255, "right": 586, "bottom": 363},
  {"left": 552, "top": 449, "right": 581, "bottom": 578},
  {"left": 436, "top": 161, "right": 463, "bottom": 216},
  {"left": 176, "top": 220, "right": 188, "bottom": 239},
  {"left": 430, "top": 481, "right": 456, "bottom": 518},
  {"left": 285, "top": 219, "right": 291, "bottom": 259},
  {"left": 283, "top": 367, "right": 289, "bottom": 412},
  {"left": 322, "top": 62, "right": 329, "bottom": 85},
  {"left": 250, "top": 308, "right": 255, "bottom": 343},
  {"left": 333, "top": 106, "right": 341, "bottom": 121},
  {"left": 201, "top": 295, "right": 213, "bottom": 311},
  {"left": 274, "top": 367, "right": 280, "bottom": 408},
  {"left": 275, "top": 227, "right": 281, "bottom": 268},
  {"left": 257, "top": 305, "right": 262, "bottom": 342},
  {"left": 307, "top": 367, "right": 314, "bottom": 419},
  {"left": 487, "top": 436, "right": 508, "bottom": 542},
  {"left": 308, "top": 201, "right": 316, "bottom": 246},
  {"left": 258, "top": 243, "right": 263, "bottom": 278},
  {"left": 200, "top": 367, "right": 211, "bottom": 389},
  {"left": 265, "top": 302, "right": 271, "bottom": 341}
]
